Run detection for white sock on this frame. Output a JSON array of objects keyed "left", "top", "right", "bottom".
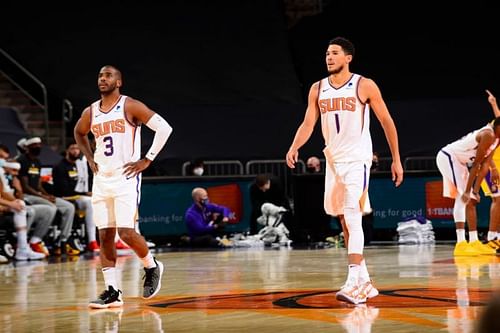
[
  {"left": 469, "top": 231, "right": 478, "bottom": 242},
  {"left": 16, "top": 229, "right": 28, "bottom": 250},
  {"left": 346, "top": 264, "right": 360, "bottom": 285},
  {"left": 456, "top": 229, "right": 466, "bottom": 242},
  {"left": 359, "top": 259, "right": 371, "bottom": 284},
  {"left": 30, "top": 236, "right": 42, "bottom": 244},
  {"left": 102, "top": 267, "right": 118, "bottom": 290},
  {"left": 487, "top": 231, "right": 497, "bottom": 241},
  {"left": 140, "top": 252, "right": 156, "bottom": 269}
]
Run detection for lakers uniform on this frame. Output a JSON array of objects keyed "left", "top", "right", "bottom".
[
  {"left": 437, "top": 123, "right": 498, "bottom": 199},
  {"left": 481, "top": 119, "right": 500, "bottom": 197},
  {"left": 318, "top": 74, "right": 372, "bottom": 216},
  {"left": 89, "top": 95, "right": 142, "bottom": 229}
]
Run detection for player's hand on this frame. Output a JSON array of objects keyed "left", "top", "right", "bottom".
[
  {"left": 123, "top": 158, "right": 151, "bottom": 178},
  {"left": 471, "top": 192, "right": 481, "bottom": 204},
  {"left": 461, "top": 192, "right": 471, "bottom": 204},
  {"left": 88, "top": 158, "right": 99, "bottom": 174},
  {"left": 486, "top": 89, "right": 496, "bottom": 105},
  {"left": 286, "top": 149, "right": 298, "bottom": 168},
  {"left": 391, "top": 160, "right": 404, "bottom": 187}
]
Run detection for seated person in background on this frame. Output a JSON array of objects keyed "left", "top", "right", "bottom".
[
  {"left": 0, "top": 161, "right": 45, "bottom": 261},
  {"left": 187, "top": 158, "right": 205, "bottom": 176},
  {"left": 184, "top": 187, "right": 232, "bottom": 247},
  {"left": 16, "top": 137, "right": 78, "bottom": 256},
  {"left": 1, "top": 144, "right": 55, "bottom": 257},
  {"left": 306, "top": 156, "right": 322, "bottom": 173},
  {"left": 249, "top": 174, "right": 291, "bottom": 235},
  {"left": 52, "top": 141, "right": 99, "bottom": 252}
]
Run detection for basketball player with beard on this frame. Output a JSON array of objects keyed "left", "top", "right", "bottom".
[{"left": 74, "top": 65, "right": 173, "bottom": 308}]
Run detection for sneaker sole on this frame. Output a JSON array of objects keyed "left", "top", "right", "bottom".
[
  {"left": 88, "top": 300, "right": 123, "bottom": 309},
  {"left": 142, "top": 260, "right": 164, "bottom": 300},
  {"left": 335, "top": 292, "right": 366, "bottom": 305}
]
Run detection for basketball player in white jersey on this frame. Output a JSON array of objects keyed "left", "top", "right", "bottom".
[
  {"left": 436, "top": 118, "right": 500, "bottom": 256},
  {"left": 286, "top": 37, "right": 403, "bottom": 304},
  {"left": 74, "top": 65, "right": 173, "bottom": 308}
]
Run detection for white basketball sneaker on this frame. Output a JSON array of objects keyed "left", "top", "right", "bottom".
[
  {"left": 336, "top": 283, "right": 367, "bottom": 304},
  {"left": 359, "top": 280, "right": 379, "bottom": 299}
]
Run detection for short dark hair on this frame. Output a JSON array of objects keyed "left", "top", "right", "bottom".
[
  {"left": 102, "top": 65, "right": 122, "bottom": 79},
  {"left": 66, "top": 140, "right": 77, "bottom": 150},
  {"left": 0, "top": 143, "right": 9, "bottom": 154},
  {"left": 255, "top": 174, "right": 270, "bottom": 187},
  {"left": 329, "top": 37, "right": 355, "bottom": 57}
]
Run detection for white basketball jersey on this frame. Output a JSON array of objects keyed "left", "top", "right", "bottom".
[
  {"left": 90, "top": 95, "right": 141, "bottom": 174},
  {"left": 318, "top": 74, "right": 372, "bottom": 162},
  {"left": 443, "top": 124, "right": 498, "bottom": 165}
]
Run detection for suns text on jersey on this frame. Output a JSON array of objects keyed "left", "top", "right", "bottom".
[
  {"left": 318, "top": 97, "right": 356, "bottom": 113},
  {"left": 91, "top": 119, "right": 125, "bottom": 138}
]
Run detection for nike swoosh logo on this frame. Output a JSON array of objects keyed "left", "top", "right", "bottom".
[
  {"left": 322, "top": 88, "right": 330, "bottom": 92},
  {"left": 126, "top": 175, "right": 135, "bottom": 180}
]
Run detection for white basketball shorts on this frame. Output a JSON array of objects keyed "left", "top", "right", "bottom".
[
  {"left": 324, "top": 159, "right": 370, "bottom": 216},
  {"left": 91, "top": 170, "right": 142, "bottom": 229}
]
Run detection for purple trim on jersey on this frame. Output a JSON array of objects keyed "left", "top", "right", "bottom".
[
  {"left": 317, "top": 80, "right": 322, "bottom": 110},
  {"left": 327, "top": 73, "right": 354, "bottom": 90},
  {"left": 98, "top": 95, "right": 122, "bottom": 114},
  {"left": 89, "top": 105, "right": 93, "bottom": 128},
  {"left": 363, "top": 163, "right": 367, "bottom": 191},
  {"left": 335, "top": 113, "right": 340, "bottom": 133},
  {"left": 135, "top": 174, "right": 141, "bottom": 207},
  {"left": 441, "top": 150, "right": 457, "bottom": 187},
  {"left": 356, "top": 75, "right": 367, "bottom": 105},
  {"left": 123, "top": 97, "right": 137, "bottom": 128}
]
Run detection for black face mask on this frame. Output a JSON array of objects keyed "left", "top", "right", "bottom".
[
  {"left": 371, "top": 162, "right": 379, "bottom": 170},
  {"left": 306, "top": 167, "right": 317, "bottom": 173},
  {"left": 29, "top": 147, "right": 41, "bottom": 156},
  {"left": 68, "top": 154, "right": 79, "bottom": 161},
  {"left": 200, "top": 198, "right": 209, "bottom": 206}
]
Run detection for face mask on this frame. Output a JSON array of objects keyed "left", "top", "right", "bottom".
[
  {"left": 306, "top": 166, "right": 316, "bottom": 173},
  {"left": 200, "top": 198, "right": 209, "bottom": 206},
  {"left": 193, "top": 167, "right": 204, "bottom": 176},
  {"left": 29, "top": 146, "right": 41, "bottom": 156},
  {"left": 0, "top": 158, "right": 5, "bottom": 168},
  {"left": 5, "top": 174, "right": 12, "bottom": 181},
  {"left": 371, "top": 161, "right": 379, "bottom": 170}
]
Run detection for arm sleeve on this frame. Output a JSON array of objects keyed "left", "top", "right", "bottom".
[{"left": 144, "top": 113, "right": 173, "bottom": 161}]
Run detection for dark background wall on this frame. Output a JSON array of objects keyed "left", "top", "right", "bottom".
[{"left": 1, "top": 0, "right": 499, "bottom": 174}]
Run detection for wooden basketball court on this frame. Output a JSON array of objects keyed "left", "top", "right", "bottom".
[{"left": 0, "top": 244, "right": 498, "bottom": 332}]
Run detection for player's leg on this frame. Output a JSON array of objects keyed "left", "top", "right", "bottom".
[
  {"left": 115, "top": 176, "right": 163, "bottom": 300},
  {"left": 436, "top": 150, "right": 479, "bottom": 256},
  {"left": 89, "top": 185, "right": 122, "bottom": 309},
  {"left": 465, "top": 197, "right": 495, "bottom": 254}
]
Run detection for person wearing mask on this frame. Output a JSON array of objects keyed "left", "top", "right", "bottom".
[
  {"left": 52, "top": 141, "right": 99, "bottom": 252},
  {"left": 16, "top": 137, "right": 78, "bottom": 256},
  {"left": 188, "top": 159, "right": 205, "bottom": 176},
  {"left": 306, "top": 156, "right": 322, "bottom": 173},
  {"left": 0, "top": 144, "right": 55, "bottom": 257},
  {"left": 184, "top": 187, "right": 232, "bottom": 247}
]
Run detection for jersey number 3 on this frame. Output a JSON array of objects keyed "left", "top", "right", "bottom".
[{"left": 103, "top": 136, "right": 114, "bottom": 156}]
